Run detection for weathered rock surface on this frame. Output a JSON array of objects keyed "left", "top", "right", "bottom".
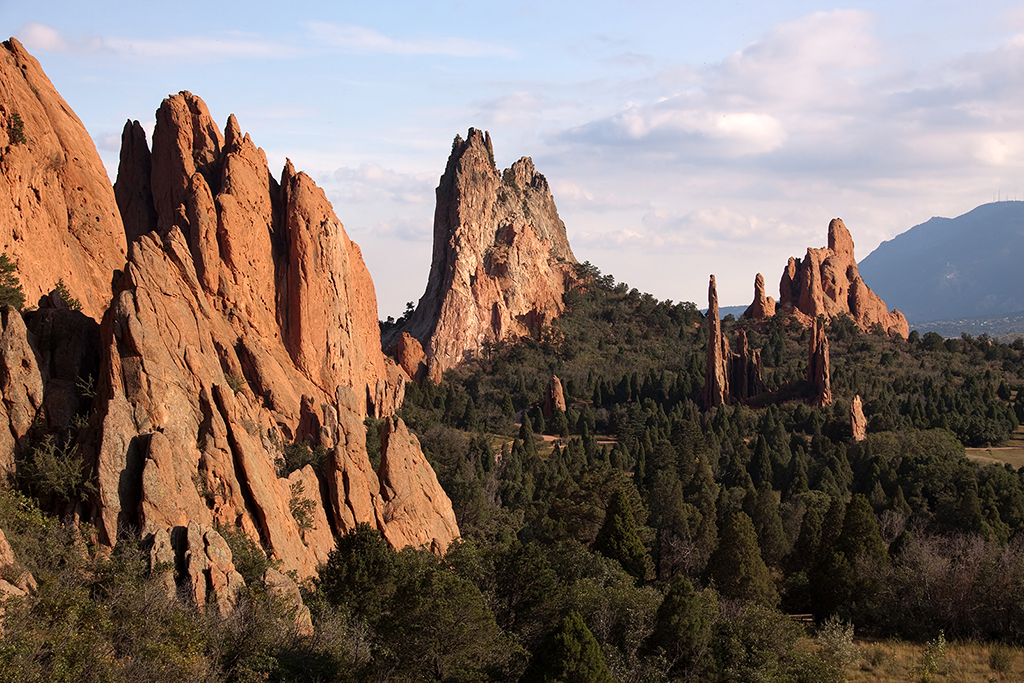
[
  {"left": 851, "top": 395, "right": 867, "bottom": 441},
  {"left": 777, "top": 219, "right": 908, "bottom": 337},
  {"left": 731, "top": 330, "right": 767, "bottom": 402},
  {"left": 377, "top": 417, "right": 460, "bottom": 553},
  {"left": 701, "top": 276, "right": 731, "bottom": 408},
  {"left": 396, "top": 129, "right": 577, "bottom": 381},
  {"left": 0, "top": 38, "right": 127, "bottom": 320},
  {"left": 542, "top": 375, "right": 567, "bottom": 419},
  {"left": 741, "top": 273, "right": 776, "bottom": 320},
  {"left": 80, "top": 91, "right": 459, "bottom": 581},
  {"left": 0, "top": 525, "right": 13, "bottom": 568},
  {"left": 808, "top": 316, "right": 832, "bottom": 407},
  {"left": 389, "top": 332, "right": 426, "bottom": 383}
]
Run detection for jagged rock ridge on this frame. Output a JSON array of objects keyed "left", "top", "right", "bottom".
[
  {"left": 396, "top": 128, "right": 578, "bottom": 381},
  {"left": 0, "top": 38, "right": 127, "bottom": 320},
  {"left": 744, "top": 218, "right": 908, "bottom": 338},
  {"left": 0, "top": 46, "right": 460, "bottom": 601},
  {"left": 88, "top": 91, "right": 459, "bottom": 578}
]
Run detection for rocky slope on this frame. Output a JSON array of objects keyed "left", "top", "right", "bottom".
[
  {"left": 0, "top": 38, "right": 127, "bottom": 319},
  {"left": 858, "top": 201, "right": 1024, "bottom": 322},
  {"left": 0, "top": 43, "right": 459, "bottom": 598},
  {"left": 746, "top": 218, "right": 908, "bottom": 337},
  {"left": 395, "top": 128, "right": 578, "bottom": 381}
]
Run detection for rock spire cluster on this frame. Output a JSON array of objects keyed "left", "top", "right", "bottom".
[
  {"left": 701, "top": 275, "right": 767, "bottom": 409},
  {"left": 394, "top": 128, "right": 578, "bottom": 382},
  {"left": 744, "top": 218, "right": 908, "bottom": 338},
  {"left": 0, "top": 39, "right": 461, "bottom": 607}
]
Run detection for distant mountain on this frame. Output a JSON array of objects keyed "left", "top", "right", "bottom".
[{"left": 859, "top": 201, "right": 1024, "bottom": 322}]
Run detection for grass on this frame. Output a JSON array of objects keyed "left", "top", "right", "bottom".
[
  {"left": 967, "top": 425, "right": 1024, "bottom": 468},
  {"left": 847, "top": 638, "right": 1022, "bottom": 682}
]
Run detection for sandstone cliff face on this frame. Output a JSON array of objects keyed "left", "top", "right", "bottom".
[
  {"left": 774, "top": 219, "right": 908, "bottom": 337},
  {"left": 0, "top": 38, "right": 127, "bottom": 320},
  {"left": 397, "top": 129, "right": 577, "bottom": 381},
  {"left": 80, "top": 92, "right": 459, "bottom": 577}
]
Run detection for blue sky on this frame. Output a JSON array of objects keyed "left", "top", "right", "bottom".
[{"left": 5, "top": 1, "right": 1024, "bottom": 316}]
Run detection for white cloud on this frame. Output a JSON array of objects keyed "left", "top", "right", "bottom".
[
  {"left": 327, "top": 163, "right": 435, "bottom": 206},
  {"left": 305, "top": 21, "right": 516, "bottom": 58},
  {"left": 16, "top": 22, "right": 297, "bottom": 62}
]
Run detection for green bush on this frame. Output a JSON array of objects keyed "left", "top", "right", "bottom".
[
  {"left": 0, "top": 253, "right": 25, "bottom": 309},
  {"left": 8, "top": 112, "right": 25, "bottom": 145},
  {"left": 53, "top": 278, "right": 82, "bottom": 311}
]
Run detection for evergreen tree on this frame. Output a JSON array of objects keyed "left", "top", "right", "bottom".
[
  {"left": 647, "top": 575, "right": 717, "bottom": 676},
  {"left": 0, "top": 253, "right": 25, "bottom": 309},
  {"left": 594, "top": 488, "right": 651, "bottom": 583},
  {"left": 708, "top": 512, "right": 778, "bottom": 606},
  {"left": 521, "top": 612, "right": 615, "bottom": 683}
]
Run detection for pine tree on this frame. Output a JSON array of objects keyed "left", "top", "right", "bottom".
[
  {"left": 648, "top": 575, "right": 717, "bottom": 675},
  {"left": 594, "top": 489, "right": 650, "bottom": 583},
  {"left": 0, "top": 253, "right": 25, "bottom": 309},
  {"left": 520, "top": 612, "right": 615, "bottom": 683},
  {"left": 708, "top": 511, "right": 778, "bottom": 606}
]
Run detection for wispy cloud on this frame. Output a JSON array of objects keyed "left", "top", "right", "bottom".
[
  {"left": 16, "top": 22, "right": 298, "bottom": 61},
  {"left": 305, "top": 21, "right": 516, "bottom": 58}
]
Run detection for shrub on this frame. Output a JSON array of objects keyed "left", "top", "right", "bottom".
[
  {"left": 275, "top": 440, "right": 329, "bottom": 477},
  {"left": 225, "top": 372, "right": 245, "bottom": 393},
  {"left": 217, "top": 524, "right": 272, "bottom": 585},
  {"left": 817, "top": 615, "right": 857, "bottom": 671},
  {"left": 22, "top": 435, "right": 95, "bottom": 507},
  {"left": 54, "top": 278, "right": 82, "bottom": 311},
  {"left": 288, "top": 481, "right": 315, "bottom": 531},
  {"left": 989, "top": 642, "right": 1013, "bottom": 675},
  {"left": 0, "top": 253, "right": 25, "bottom": 309},
  {"left": 8, "top": 112, "right": 25, "bottom": 145}
]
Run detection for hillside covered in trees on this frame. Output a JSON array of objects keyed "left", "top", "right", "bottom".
[{"left": 4, "top": 260, "right": 1024, "bottom": 682}]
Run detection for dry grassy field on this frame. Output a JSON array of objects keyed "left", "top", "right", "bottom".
[
  {"left": 967, "top": 425, "right": 1024, "bottom": 469},
  {"left": 845, "top": 638, "right": 1021, "bottom": 682}
]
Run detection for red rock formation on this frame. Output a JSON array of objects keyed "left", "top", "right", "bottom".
[
  {"left": 851, "top": 395, "right": 867, "bottom": 441},
  {"left": 0, "top": 38, "right": 127, "bottom": 320},
  {"left": 731, "top": 329, "right": 767, "bottom": 402},
  {"left": 78, "top": 92, "right": 459, "bottom": 579},
  {"left": 388, "top": 332, "right": 426, "bottom": 383},
  {"left": 741, "top": 273, "right": 776, "bottom": 320},
  {"left": 397, "top": 129, "right": 577, "bottom": 381},
  {"left": 542, "top": 375, "right": 567, "bottom": 419},
  {"left": 701, "top": 275, "right": 731, "bottom": 408},
  {"left": 808, "top": 316, "right": 832, "bottom": 407},
  {"left": 778, "top": 219, "right": 908, "bottom": 337}
]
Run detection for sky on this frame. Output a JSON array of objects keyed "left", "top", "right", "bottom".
[{"left": 5, "top": 1, "right": 1024, "bottom": 316}]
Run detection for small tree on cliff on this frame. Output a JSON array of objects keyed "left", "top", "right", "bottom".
[{"left": 0, "top": 253, "right": 25, "bottom": 309}]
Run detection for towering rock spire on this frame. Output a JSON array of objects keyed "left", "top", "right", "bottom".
[
  {"left": 851, "top": 395, "right": 867, "bottom": 441},
  {"left": 741, "top": 273, "right": 776, "bottom": 320},
  {"left": 397, "top": 128, "right": 577, "bottom": 381},
  {"left": 808, "top": 316, "right": 832, "bottom": 407},
  {"left": 701, "top": 275, "right": 731, "bottom": 408},
  {"left": 778, "top": 219, "right": 908, "bottom": 337}
]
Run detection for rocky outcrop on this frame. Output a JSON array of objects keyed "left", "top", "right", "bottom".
[
  {"left": 731, "top": 330, "right": 767, "bottom": 402},
  {"left": 377, "top": 417, "right": 459, "bottom": 553},
  {"left": 80, "top": 91, "right": 458, "bottom": 582},
  {"left": 396, "top": 129, "right": 577, "bottom": 382},
  {"left": 776, "top": 219, "right": 908, "bottom": 337},
  {"left": 808, "top": 317, "right": 832, "bottom": 407},
  {"left": 701, "top": 276, "right": 731, "bottom": 408},
  {"left": 0, "top": 38, "right": 127, "bottom": 320},
  {"left": 851, "top": 395, "right": 867, "bottom": 441},
  {"left": 388, "top": 332, "right": 426, "bottom": 383},
  {"left": 542, "top": 375, "right": 566, "bottom": 419},
  {"left": 741, "top": 273, "right": 776, "bottom": 320}
]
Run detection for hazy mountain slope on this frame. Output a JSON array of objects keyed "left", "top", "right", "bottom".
[{"left": 859, "top": 201, "right": 1024, "bottom": 322}]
